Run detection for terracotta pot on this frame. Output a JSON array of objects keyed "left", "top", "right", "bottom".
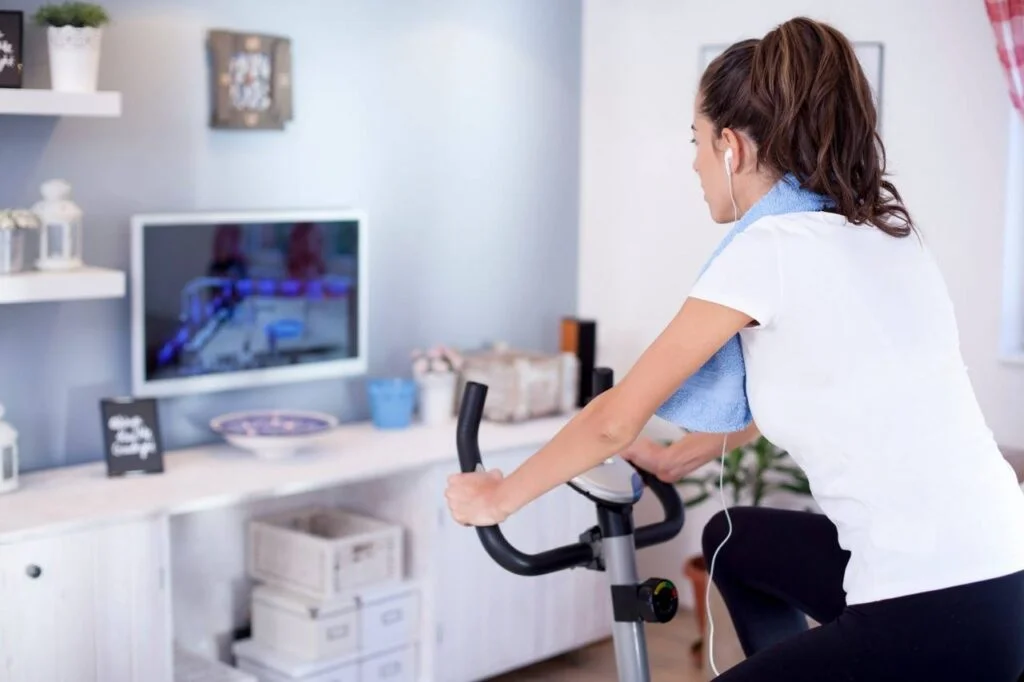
[{"left": 683, "top": 554, "right": 708, "bottom": 668}]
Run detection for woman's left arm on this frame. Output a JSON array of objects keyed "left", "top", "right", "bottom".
[{"left": 445, "top": 296, "right": 753, "bottom": 526}]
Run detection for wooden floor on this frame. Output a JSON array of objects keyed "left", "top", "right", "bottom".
[{"left": 488, "top": 610, "right": 705, "bottom": 681}]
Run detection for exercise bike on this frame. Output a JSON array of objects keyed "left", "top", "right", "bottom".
[{"left": 455, "top": 366, "right": 686, "bottom": 682}]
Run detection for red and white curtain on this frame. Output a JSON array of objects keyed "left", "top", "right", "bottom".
[{"left": 987, "top": 0, "right": 1024, "bottom": 115}]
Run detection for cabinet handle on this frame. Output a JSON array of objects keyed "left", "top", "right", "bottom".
[{"left": 25, "top": 564, "right": 42, "bottom": 579}]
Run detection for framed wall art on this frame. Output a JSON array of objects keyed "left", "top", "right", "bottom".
[
  {"left": 0, "top": 11, "right": 24, "bottom": 89},
  {"left": 208, "top": 29, "right": 293, "bottom": 130},
  {"left": 698, "top": 41, "right": 885, "bottom": 127}
]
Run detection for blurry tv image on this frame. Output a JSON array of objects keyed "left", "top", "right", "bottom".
[{"left": 130, "top": 210, "right": 368, "bottom": 397}]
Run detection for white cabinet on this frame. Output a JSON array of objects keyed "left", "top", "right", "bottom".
[
  {"left": 0, "top": 515, "right": 172, "bottom": 682},
  {"left": 432, "top": 449, "right": 612, "bottom": 682}
]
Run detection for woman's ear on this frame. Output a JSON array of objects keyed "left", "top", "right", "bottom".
[{"left": 719, "top": 127, "right": 740, "bottom": 173}]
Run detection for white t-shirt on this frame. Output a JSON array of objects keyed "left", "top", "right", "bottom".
[{"left": 689, "top": 210, "right": 1024, "bottom": 606}]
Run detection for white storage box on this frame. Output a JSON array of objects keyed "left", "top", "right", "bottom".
[
  {"left": 248, "top": 506, "right": 404, "bottom": 601},
  {"left": 360, "top": 645, "right": 417, "bottom": 682},
  {"left": 252, "top": 585, "right": 359, "bottom": 661},
  {"left": 232, "top": 639, "right": 358, "bottom": 682},
  {"left": 358, "top": 582, "right": 420, "bottom": 655},
  {"left": 175, "top": 645, "right": 258, "bottom": 681}
]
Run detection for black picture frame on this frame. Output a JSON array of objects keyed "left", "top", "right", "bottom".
[
  {"left": 0, "top": 11, "right": 23, "bottom": 89},
  {"left": 100, "top": 397, "right": 165, "bottom": 477}
]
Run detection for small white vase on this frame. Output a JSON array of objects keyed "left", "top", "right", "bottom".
[
  {"left": 417, "top": 372, "right": 457, "bottom": 426},
  {"left": 47, "top": 26, "right": 102, "bottom": 93}
]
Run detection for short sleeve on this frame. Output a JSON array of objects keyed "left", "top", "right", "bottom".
[{"left": 688, "top": 224, "right": 781, "bottom": 327}]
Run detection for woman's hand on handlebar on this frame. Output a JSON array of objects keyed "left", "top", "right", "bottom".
[
  {"left": 445, "top": 468, "right": 510, "bottom": 527},
  {"left": 621, "top": 436, "right": 700, "bottom": 483},
  {"left": 621, "top": 424, "right": 761, "bottom": 483},
  {"left": 618, "top": 425, "right": 757, "bottom": 483}
]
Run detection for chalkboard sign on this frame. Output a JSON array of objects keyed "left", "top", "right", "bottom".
[{"left": 100, "top": 397, "right": 164, "bottom": 477}]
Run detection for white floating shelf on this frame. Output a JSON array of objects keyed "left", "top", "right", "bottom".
[
  {"left": 0, "top": 89, "right": 122, "bottom": 117},
  {"left": 0, "top": 266, "right": 126, "bottom": 304},
  {"left": 1000, "top": 352, "right": 1024, "bottom": 367}
]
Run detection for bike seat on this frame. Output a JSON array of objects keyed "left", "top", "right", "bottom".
[{"left": 569, "top": 455, "right": 643, "bottom": 506}]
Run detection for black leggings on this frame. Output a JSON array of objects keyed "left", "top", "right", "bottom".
[{"left": 702, "top": 506, "right": 1024, "bottom": 681}]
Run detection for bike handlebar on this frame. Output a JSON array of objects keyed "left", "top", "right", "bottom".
[{"left": 455, "top": 369, "right": 685, "bottom": 577}]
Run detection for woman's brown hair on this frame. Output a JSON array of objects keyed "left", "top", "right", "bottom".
[{"left": 699, "top": 17, "right": 913, "bottom": 237}]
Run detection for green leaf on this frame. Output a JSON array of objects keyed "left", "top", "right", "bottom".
[
  {"left": 772, "top": 482, "right": 813, "bottom": 496},
  {"left": 683, "top": 490, "right": 711, "bottom": 508},
  {"left": 769, "top": 463, "right": 804, "bottom": 475}
]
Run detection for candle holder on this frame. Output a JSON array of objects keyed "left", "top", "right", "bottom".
[{"left": 32, "top": 179, "right": 83, "bottom": 271}]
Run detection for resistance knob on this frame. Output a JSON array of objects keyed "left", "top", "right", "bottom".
[{"left": 637, "top": 578, "right": 678, "bottom": 623}]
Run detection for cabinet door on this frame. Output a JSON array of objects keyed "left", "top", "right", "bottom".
[
  {"left": 0, "top": 514, "right": 172, "bottom": 682},
  {"left": 530, "top": 480, "right": 613, "bottom": 659},
  {"left": 433, "top": 449, "right": 613, "bottom": 682}
]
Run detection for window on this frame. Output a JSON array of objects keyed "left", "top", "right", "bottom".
[{"left": 1000, "top": 108, "right": 1024, "bottom": 363}]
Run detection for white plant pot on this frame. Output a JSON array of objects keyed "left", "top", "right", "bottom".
[
  {"left": 47, "top": 26, "right": 102, "bottom": 93},
  {"left": 417, "top": 372, "right": 456, "bottom": 426}
]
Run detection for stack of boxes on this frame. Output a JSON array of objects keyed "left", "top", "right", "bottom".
[{"left": 231, "top": 506, "right": 420, "bottom": 682}]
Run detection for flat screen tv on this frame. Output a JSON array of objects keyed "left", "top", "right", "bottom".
[{"left": 130, "top": 209, "right": 368, "bottom": 398}]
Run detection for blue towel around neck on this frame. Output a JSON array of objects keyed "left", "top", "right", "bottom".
[{"left": 654, "top": 173, "right": 833, "bottom": 433}]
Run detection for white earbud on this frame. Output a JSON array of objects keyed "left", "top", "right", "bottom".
[{"left": 724, "top": 147, "right": 738, "bottom": 223}]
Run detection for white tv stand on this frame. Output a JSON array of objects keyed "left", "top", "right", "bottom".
[{"left": 0, "top": 413, "right": 623, "bottom": 682}]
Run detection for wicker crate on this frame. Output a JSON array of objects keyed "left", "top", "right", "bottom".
[
  {"left": 248, "top": 506, "right": 404, "bottom": 601},
  {"left": 457, "top": 346, "right": 578, "bottom": 422}
]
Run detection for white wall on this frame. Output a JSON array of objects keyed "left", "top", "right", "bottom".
[
  {"left": 579, "top": 0, "right": 1023, "bottom": 446},
  {"left": 580, "top": 0, "right": 1024, "bottom": 594},
  {"left": 0, "top": 0, "right": 582, "bottom": 470}
]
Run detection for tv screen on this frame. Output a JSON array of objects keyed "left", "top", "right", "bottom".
[{"left": 130, "top": 210, "right": 367, "bottom": 397}]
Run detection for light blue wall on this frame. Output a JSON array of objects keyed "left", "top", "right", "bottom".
[{"left": 0, "top": 0, "right": 581, "bottom": 471}]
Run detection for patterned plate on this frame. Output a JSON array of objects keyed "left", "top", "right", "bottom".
[{"left": 210, "top": 410, "right": 338, "bottom": 438}]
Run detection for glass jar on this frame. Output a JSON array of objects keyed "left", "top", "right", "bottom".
[
  {"left": 0, "top": 210, "right": 40, "bottom": 275},
  {"left": 32, "top": 179, "right": 83, "bottom": 271},
  {"left": 0, "top": 212, "right": 23, "bottom": 275}
]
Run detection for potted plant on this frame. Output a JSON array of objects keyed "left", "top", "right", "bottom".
[
  {"left": 33, "top": 2, "right": 109, "bottom": 92},
  {"left": 675, "top": 435, "right": 813, "bottom": 669},
  {"left": 411, "top": 345, "right": 464, "bottom": 426}
]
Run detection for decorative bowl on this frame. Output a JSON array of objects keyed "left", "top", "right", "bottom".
[{"left": 210, "top": 410, "right": 339, "bottom": 460}]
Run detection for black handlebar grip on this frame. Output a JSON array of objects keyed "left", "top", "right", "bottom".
[
  {"left": 592, "top": 366, "right": 614, "bottom": 397},
  {"left": 455, "top": 380, "right": 597, "bottom": 576},
  {"left": 456, "top": 381, "right": 488, "bottom": 474},
  {"left": 634, "top": 475, "right": 686, "bottom": 548}
]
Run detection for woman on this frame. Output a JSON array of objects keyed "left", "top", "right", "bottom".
[{"left": 445, "top": 16, "right": 1024, "bottom": 681}]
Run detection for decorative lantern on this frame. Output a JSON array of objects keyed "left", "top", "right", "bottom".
[
  {"left": 32, "top": 179, "right": 83, "bottom": 271},
  {"left": 0, "top": 403, "right": 18, "bottom": 494}
]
